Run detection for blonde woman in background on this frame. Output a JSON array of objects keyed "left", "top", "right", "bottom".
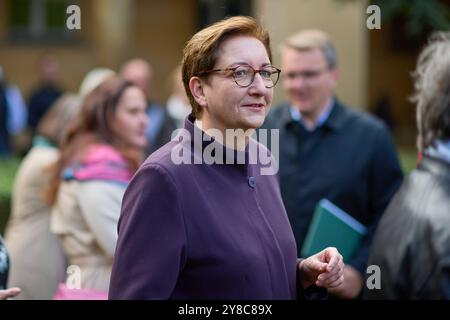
[
  {"left": 47, "top": 76, "right": 147, "bottom": 298},
  {"left": 4, "top": 68, "right": 114, "bottom": 299},
  {"left": 4, "top": 93, "right": 80, "bottom": 299}
]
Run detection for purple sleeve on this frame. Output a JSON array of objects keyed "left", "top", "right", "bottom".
[{"left": 108, "top": 164, "right": 187, "bottom": 299}]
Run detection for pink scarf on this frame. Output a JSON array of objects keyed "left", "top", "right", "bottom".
[{"left": 63, "top": 144, "right": 133, "bottom": 185}]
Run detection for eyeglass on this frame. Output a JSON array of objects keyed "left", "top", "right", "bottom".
[
  {"left": 196, "top": 65, "right": 281, "bottom": 88},
  {"left": 283, "top": 68, "right": 329, "bottom": 81}
]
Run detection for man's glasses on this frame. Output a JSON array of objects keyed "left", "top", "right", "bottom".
[{"left": 197, "top": 65, "right": 281, "bottom": 88}]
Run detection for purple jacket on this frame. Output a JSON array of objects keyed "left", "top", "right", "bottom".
[{"left": 109, "top": 116, "right": 301, "bottom": 299}]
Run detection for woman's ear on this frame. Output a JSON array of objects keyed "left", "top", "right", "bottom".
[{"left": 189, "top": 77, "right": 208, "bottom": 108}]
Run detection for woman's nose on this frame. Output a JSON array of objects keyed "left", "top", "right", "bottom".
[{"left": 248, "top": 73, "right": 268, "bottom": 95}]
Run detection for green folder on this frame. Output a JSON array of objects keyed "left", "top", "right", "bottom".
[{"left": 301, "top": 199, "right": 367, "bottom": 262}]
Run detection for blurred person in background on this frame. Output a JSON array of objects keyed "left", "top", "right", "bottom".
[
  {"left": 4, "top": 68, "right": 115, "bottom": 299},
  {"left": 121, "top": 58, "right": 176, "bottom": 155},
  {"left": 0, "top": 67, "right": 10, "bottom": 156},
  {"left": 262, "top": 29, "right": 403, "bottom": 299},
  {"left": 0, "top": 65, "right": 27, "bottom": 156},
  {"left": 365, "top": 32, "right": 450, "bottom": 300},
  {"left": 166, "top": 65, "right": 191, "bottom": 128},
  {"left": 4, "top": 93, "right": 80, "bottom": 299},
  {"left": 0, "top": 235, "right": 20, "bottom": 300},
  {"left": 46, "top": 76, "right": 147, "bottom": 298},
  {"left": 27, "top": 54, "right": 64, "bottom": 138}
]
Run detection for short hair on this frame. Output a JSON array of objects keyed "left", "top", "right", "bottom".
[
  {"left": 78, "top": 68, "right": 116, "bottom": 99},
  {"left": 281, "top": 29, "right": 337, "bottom": 69},
  {"left": 411, "top": 32, "right": 450, "bottom": 152},
  {"left": 181, "top": 16, "right": 272, "bottom": 118}
]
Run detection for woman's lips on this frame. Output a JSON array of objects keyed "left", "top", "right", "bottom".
[{"left": 241, "top": 103, "right": 264, "bottom": 108}]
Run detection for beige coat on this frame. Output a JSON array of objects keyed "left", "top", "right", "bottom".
[
  {"left": 51, "top": 180, "right": 125, "bottom": 293},
  {"left": 4, "top": 146, "right": 65, "bottom": 299}
]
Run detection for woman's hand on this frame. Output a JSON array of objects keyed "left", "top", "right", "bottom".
[
  {"left": 0, "top": 287, "right": 21, "bottom": 300},
  {"left": 327, "top": 265, "right": 363, "bottom": 299},
  {"left": 298, "top": 247, "right": 344, "bottom": 289}
]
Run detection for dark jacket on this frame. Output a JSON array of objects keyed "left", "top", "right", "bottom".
[
  {"left": 261, "top": 99, "right": 403, "bottom": 274},
  {"left": 0, "top": 83, "right": 10, "bottom": 155},
  {"left": 109, "top": 115, "right": 302, "bottom": 300},
  {"left": 145, "top": 103, "right": 177, "bottom": 155},
  {"left": 0, "top": 235, "right": 9, "bottom": 290},
  {"left": 365, "top": 156, "right": 450, "bottom": 299},
  {"left": 28, "top": 84, "right": 63, "bottom": 133}
]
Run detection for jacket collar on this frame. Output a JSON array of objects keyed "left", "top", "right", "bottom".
[
  {"left": 420, "top": 155, "right": 450, "bottom": 179},
  {"left": 282, "top": 97, "right": 348, "bottom": 132},
  {"left": 424, "top": 140, "right": 450, "bottom": 165},
  {"left": 181, "top": 114, "right": 256, "bottom": 176}
]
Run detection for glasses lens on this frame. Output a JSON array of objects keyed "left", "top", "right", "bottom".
[
  {"left": 265, "top": 67, "right": 280, "bottom": 88},
  {"left": 233, "top": 66, "right": 280, "bottom": 88},
  {"left": 233, "top": 66, "right": 252, "bottom": 87},
  {"left": 270, "top": 67, "right": 280, "bottom": 87}
]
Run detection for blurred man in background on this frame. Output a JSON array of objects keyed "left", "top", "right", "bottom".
[
  {"left": 263, "top": 29, "right": 403, "bottom": 299},
  {"left": 27, "top": 54, "right": 64, "bottom": 138}
]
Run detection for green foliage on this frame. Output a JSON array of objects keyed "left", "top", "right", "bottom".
[
  {"left": 373, "top": 0, "right": 450, "bottom": 36},
  {"left": 9, "top": 0, "right": 31, "bottom": 27},
  {"left": 0, "top": 157, "right": 20, "bottom": 233},
  {"left": 397, "top": 147, "right": 418, "bottom": 175},
  {"left": 337, "top": 0, "right": 450, "bottom": 36}
]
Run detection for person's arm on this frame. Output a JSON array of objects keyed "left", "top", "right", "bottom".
[
  {"left": 0, "top": 287, "right": 21, "bottom": 300},
  {"left": 108, "top": 164, "right": 186, "bottom": 300},
  {"left": 77, "top": 182, "right": 125, "bottom": 258}
]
